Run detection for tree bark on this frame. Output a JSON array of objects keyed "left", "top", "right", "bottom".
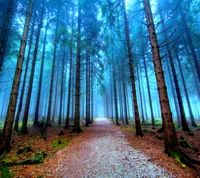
[
  {"left": 113, "top": 62, "right": 119, "bottom": 125},
  {"left": 58, "top": 50, "right": 66, "bottom": 126},
  {"left": 0, "top": 0, "right": 14, "bottom": 71},
  {"left": 174, "top": 48, "right": 197, "bottom": 127},
  {"left": 73, "top": 1, "right": 82, "bottom": 133},
  {"left": 46, "top": 9, "right": 60, "bottom": 127},
  {"left": 21, "top": 3, "right": 44, "bottom": 134},
  {"left": 14, "top": 11, "right": 36, "bottom": 130},
  {"left": 0, "top": 0, "right": 33, "bottom": 154},
  {"left": 143, "top": 0, "right": 179, "bottom": 154},
  {"left": 123, "top": 0, "right": 143, "bottom": 136},
  {"left": 34, "top": 6, "right": 48, "bottom": 126},
  {"left": 157, "top": 2, "right": 190, "bottom": 131},
  {"left": 85, "top": 43, "right": 90, "bottom": 126}
]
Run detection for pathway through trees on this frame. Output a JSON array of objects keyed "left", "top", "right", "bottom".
[{"left": 31, "top": 118, "right": 174, "bottom": 177}]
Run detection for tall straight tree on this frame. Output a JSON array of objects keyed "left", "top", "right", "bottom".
[
  {"left": 73, "top": 0, "right": 82, "bottom": 133},
  {"left": 34, "top": 7, "right": 48, "bottom": 126},
  {"left": 46, "top": 8, "right": 60, "bottom": 127},
  {"left": 21, "top": 3, "right": 45, "bottom": 134},
  {"left": 65, "top": 11, "right": 74, "bottom": 129},
  {"left": 85, "top": 43, "right": 91, "bottom": 126},
  {"left": 122, "top": 0, "right": 143, "bottom": 136},
  {"left": 157, "top": 3, "right": 190, "bottom": 132},
  {"left": 0, "top": 0, "right": 33, "bottom": 154},
  {"left": 0, "top": 0, "right": 14, "bottom": 71},
  {"left": 143, "top": 0, "right": 179, "bottom": 155},
  {"left": 14, "top": 11, "right": 37, "bottom": 130}
]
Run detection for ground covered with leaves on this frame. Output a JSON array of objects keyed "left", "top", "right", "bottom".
[{"left": 0, "top": 118, "right": 199, "bottom": 177}]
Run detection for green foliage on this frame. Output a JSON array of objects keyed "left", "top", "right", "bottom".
[
  {"left": 120, "top": 125, "right": 135, "bottom": 134},
  {"left": 0, "top": 165, "right": 14, "bottom": 178},
  {"left": 2, "top": 155, "right": 18, "bottom": 165},
  {"left": 155, "top": 119, "right": 162, "bottom": 125},
  {"left": 51, "top": 139, "right": 70, "bottom": 149}
]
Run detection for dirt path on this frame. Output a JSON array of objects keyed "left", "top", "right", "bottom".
[{"left": 31, "top": 118, "right": 174, "bottom": 177}]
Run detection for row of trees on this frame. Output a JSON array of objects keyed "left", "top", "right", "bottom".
[{"left": 0, "top": 0, "right": 199, "bottom": 159}]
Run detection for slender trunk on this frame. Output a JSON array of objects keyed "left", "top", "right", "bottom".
[
  {"left": 52, "top": 68, "right": 59, "bottom": 124},
  {"left": 85, "top": 44, "right": 90, "bottom": 126},
  {"left": 110, "top": 67, "right": 114, "bottom": 121},
  {"left": 34, "top": 6, "right": 47, "bottom": 126},
  {"left": 0, "top": 0, "right": 14, "bottom": 71},
  {"left": 46, "top": 10, "right": 59, "bottom": 127},
  {"left": 21, "top": 4, "right": 44, "bottom": 134},
  {"left": 157, "top": 2, "right": 190, "bottom": 132},
  {"left": 58, "top": 51, "right": 65, "bottom": 126},
  {"left": 123, "top": 0, "right": 143, "bottom": 136},
  {"left": 122, "top": 73, "right": 129, "bottom": 124},
  {"left": 118, "top": 79, "right": 124, "bottom": 123},
  {"left": 91, "top": 67, "right": 94, "bottom": 122},
  {"left": 113, "top": 63, "right": 119, "bottom": 125},
  {"left": 137, "top": 65, "right": 145, "bottom": 124},
  {"left": 65, "top": 13, "right": 74, "bottom": 129},
  {"left": 73, "top": 2, "right": 82, "bottom": 132},
  {"left": 14, "top": 11, "right": 36, "bottom": 130},
  {"left": 166, "top": 59, "right": 181, "bottom": 126},
  {"left": 0, "top": 0, "right": 33, "bottom": 154},
  {"left": 174, "top": 48, "right": 197, "bottom": 127},
  {"left": 180, "top": 8, "right": 200, "bottom": 83},
  {"left": 143, "top": 0, "right": 179, "bottom": 154},
  {"left": 142, "top": 51, "right": 155, "bottom": 125}
]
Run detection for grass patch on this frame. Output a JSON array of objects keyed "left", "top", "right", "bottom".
[
  {"left": 120, "top": 125, "right": 135, "bottom": 134},
  {"left": 0, "top": 165, "right": 14, "bottom": 178},
  {"left": 51, "top": 139, "right": 71, "bottom": 149}
]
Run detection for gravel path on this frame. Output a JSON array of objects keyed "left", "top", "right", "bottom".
[{"left": 32, "top": 118, "right": 174, "bottom": 178}]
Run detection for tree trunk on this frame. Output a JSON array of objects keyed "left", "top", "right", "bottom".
[
  {"left": 0, "top": 0, "right": 14, "bottom": 71},
  {"left": 123, "top": 0, "right": 143, "bottom": 136},
  {"left": 137, "top": 65, "right": 145, "bottom": 124},
  {"left": 58, "top": 50, "right": 65, "bottom": 126},
  {"left": 141, "top": 48, "right": 155, "bottom": 125},
  {"left": 65, "top": 12, "right": 74, "bottom": 129},
  {"left": 110, "top": 66, "right": 114, "bottom": 121},
  {"left": 34, "top": 6, "right": 48, "bottom": 126},
  {"left": 73, "top": 1, "right": 82, "bottom": 133},
  {"left": 46, "top": 10, "right": 60, "bottom": 127},
  {"left": 52, "top": 67, "right": 59, "bottom": 124},
  {"left": 85, "top": 43, "right": 90, "bottom": 126},
  {"left": 174, "top": 48, "right": 197, "bottom": 127},
  {"left": 91, "top": 66, "right": 94, "bottom": 123},
  {"left": 180, "top": 8, "right": 200, "bottom": 83},
  {"left": 157, "top": 2, "right": 190, "bottom": 131},
  {"left": 122, "top": 71, "right": 129, "bottom": 124},
  {"left": 143, "top": 0, "right": 179, "bottom": 155},
  {"left": 0, "top": 0, "right": 33, "bottom": 154},
  {"left": 21, "top": 4, "right": 44, "bottom": 134},
  {"left": 14, "top": 11, "right": 36, "bottom": 130},
  {"left": 113, "top": 62, "right": 119, "bottom": 125}
]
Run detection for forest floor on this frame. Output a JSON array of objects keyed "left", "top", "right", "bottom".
[{"left": 0, "top": 118, "right": 200, "bottom": 177}]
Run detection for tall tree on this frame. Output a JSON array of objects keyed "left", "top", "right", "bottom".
[
  {"left": 157, "top": 3, "right": 190, "bottom": 132},
  {"left": 73, "top": 0, "right": 82, "bottom": 132},
  {"left": 21, "top": 3, "right": 45, "bottom": 134},
  {"left": 34, "top": 7, "right": 48, "bottom": 126},
  {"left": 46, "top": 7, "right": 60, "bottom": 127},
  {"left": 0, "top": 0, "right": 14, "bottom": 71},
  {"left": 122, "top": 0, "right": 143, "bottom": 136},
  {"left": 0, "top": 0, "right": 34, "bottom": 154},
  {"left": 14, "top": 11, "right": 37, "bottom": 130},
  {"left": 143, "top": 0, "right": 179, "bottom": 154}
]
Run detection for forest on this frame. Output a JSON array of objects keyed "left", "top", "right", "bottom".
[{"left": 0, "top": 0, "right": 200, "bottom": 177}]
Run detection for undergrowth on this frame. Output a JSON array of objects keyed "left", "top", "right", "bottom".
[{"left": 51, "top": 139, "right": 71, "bottom": 149}]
